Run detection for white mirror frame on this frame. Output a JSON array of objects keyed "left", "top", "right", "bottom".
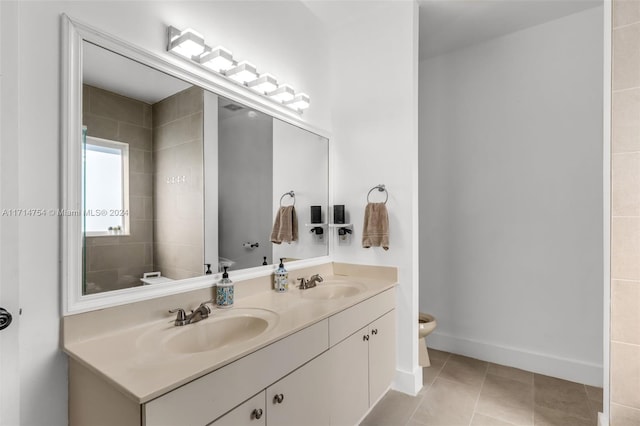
[{"left": 61, "top": 14, "right": 332, "bottom": 315}]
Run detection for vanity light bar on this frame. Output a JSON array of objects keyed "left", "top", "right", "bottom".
[
  {"left": 199, "top": 46, "right": 234, "bottom": 72},
  {"left": 226, "top": 61, "right": 259, "bottom": 84},
  {"left": 247, "top": 73, "right": 279, "bottom": 94},
  {"left": 268, "top": 84, "right": 296, "bottom": 103},
  {"left": 284, "top": 93, "right": 310, "bottom": 111},
  {"left": 167, "top": 26, "right": 206, "bottom": 59},
  {"left": 166, "top": 25, "right": 310, "bottom": 114}
]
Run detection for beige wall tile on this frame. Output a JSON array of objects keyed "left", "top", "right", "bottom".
[
  {"left": 83, "top": 113, "right": 118, "bottom": 141},
  {"left": 611, "top": 217, "right": 640, "bottom": 280},
  {"left": 614, "top": 1, "right": 640, "bottom": 28},
  {"left": 90, "top": 86, "right": 145, "bottom": 126},
  {"left": 83, "top": 85, "right": 90, "bottom": 114},
  {"left": 117, "top": 123, "right": 152, "bottom": 150},
  {"left": 612, "top": 153, "right": 640, "bottom": 216},
  {"left": 129, "top": 148, "right": 145, "bottom": 174},
  {"left": 143, "top": 103, "right": 153, "bottom": 129},
  {"left": 177, "top": 86, "right": 204, "bottom": 118},
  {"left": 152, "top": 95, "right": 178, "bottom": 126},
  {"left": 611, "top": 403, "right": 640, "bottom": 425},
  {"left": 153, "top": 112, "right": 203, "bottom": 151},
  {"left": 129, "top": 196, "right": 144, "bottom": 220},
  {"left": 613, "top": 24, "right": 640, "bottom": 91},
  {"left": 130, "top": 172, "right": 153, "bottom": 197},
  {"left": 611, "top": 342, "right": 640, "bottom": 408},
  {"left": 86, "top": 243, "right": 146, "bottom": 271},
  {"left": 612, "top": 89, "right": 640, "bottom": 153},
  {"left": 612, "top": 280, "right": 640, "bottom": 345}
]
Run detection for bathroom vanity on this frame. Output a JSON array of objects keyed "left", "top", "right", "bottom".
[{"left": 63, "top": 263, "right": 397, "bottom": 426}]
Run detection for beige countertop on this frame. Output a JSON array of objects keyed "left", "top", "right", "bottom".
[{"left": 63, "top": 265, "right": 397, "bottom": 404}]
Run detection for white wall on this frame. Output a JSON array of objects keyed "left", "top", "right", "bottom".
[
  {"left": 329, "top": 2, "right": 421, "bottom": 394},
  {"left": 1, "top": 2, "right": 329, "bottom": 424},
  {"left": 272, "top": 119, "right": 329, "bottom": 262},
  {"left": 419, "top": 6, "right": 604, "bottom": 386}
]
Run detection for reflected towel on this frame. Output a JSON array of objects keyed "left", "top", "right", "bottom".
[
  {"left": 271, "top": 205, "right": 298, "bottom": 244},
  {"left": 362, "top": 202, "right": 389, "bottom": 250}
]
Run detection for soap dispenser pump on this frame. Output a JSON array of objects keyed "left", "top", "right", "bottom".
[
  {"left": 204, "top": 264, "right": 212, "bottom": 275},
  {"left": 274, "top": 258, "right": 288, "bottom": 292},
  {"left": 216, "top": 266, "right": 234, "bottom": 308}
]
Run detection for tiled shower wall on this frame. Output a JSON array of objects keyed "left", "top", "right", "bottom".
[
  {"left": 82, "top": 85, "right": 154, "bottom": 294},
  {"left": 152, "top": 86, "right": 205, "bottom": 279},
  {"left": 611, "top": 1, "right": 640, "bottom": 423}
]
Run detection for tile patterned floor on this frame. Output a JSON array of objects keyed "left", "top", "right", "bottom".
[{"left": 361, "top": 349, "right": 603, "bottom": 426}]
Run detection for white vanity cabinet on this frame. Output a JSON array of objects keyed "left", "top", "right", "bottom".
[
  {"left": 68, "top": 287, "right": 397, "bottom": 426},
  {"left": 328, "top": 289, "right": 396, "bottom": 426},
  {"left": 143, "top": 320, "right": 329, "bottom": 426},
  {"left": 266, "top": 351, "right": 330, "bottom": 426},
  {"left": 209, "top": 391, "right": 266, "bottom": 426},
  {"left": 211, "top": 352, "right": 330, "bottom": 426}
]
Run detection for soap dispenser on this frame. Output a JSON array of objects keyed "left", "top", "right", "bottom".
[
  {"left": 274, "top": 258, "right": 288, "bottom": 292},
  {"left": 216, "top": 266, "right": 234, "bottom": 308}
]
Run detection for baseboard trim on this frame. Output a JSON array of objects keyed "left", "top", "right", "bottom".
[
  {"left": 392, "top": 366, "right": 423, "bottom": 396},
  {"left": 428, "top": 331, "right": 603, "bottom": 387}
]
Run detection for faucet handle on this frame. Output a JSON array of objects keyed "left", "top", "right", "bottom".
[
  {"left": 168, "top": 308, "right": 188, "bottom": 326},
  {"left": 297, "top": 277, "right": 307, "bottom": 289},
  {"left": 198, "top": 302, "right": 212, "bottom": 314}
]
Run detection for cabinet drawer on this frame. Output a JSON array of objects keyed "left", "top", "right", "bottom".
[
  {"left": 328, "top": 288, "right": 394, "bottom": 347},
  {"left": 208, "top": 391, "right": 265, "bottom": 426},
  {"left": 144, "top": 320, "right": 329, "bottom": 426}
]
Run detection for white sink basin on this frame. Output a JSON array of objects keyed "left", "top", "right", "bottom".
[
  {"left": 138, "top": 308, "right": 279, "bottom": 355},
  {"left": 301, "top": 280, "right": 364, "bottom": 300}
]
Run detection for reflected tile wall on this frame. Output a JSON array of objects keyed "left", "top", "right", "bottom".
[
  {"left": 611, "top": 1, "right": 640, "bottom": 423},
  {"left": 152, "top": 86, "right": 204, "bottom": 279},
  {"left": 83, "top": 85, "right": 154, "bottom": 294}
]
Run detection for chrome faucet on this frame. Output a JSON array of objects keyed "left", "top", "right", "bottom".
[
  {"left": 297, "top": 274, "right": 324, "bottom": 290},
  {"left": 169, "top": 300, "right": 213, "bottom": 326}
]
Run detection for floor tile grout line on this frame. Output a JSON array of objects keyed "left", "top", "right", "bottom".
[
  {"left": 468, "top": 361, "right": 490, "bottom": 426},
  {"left": 405, "top": 353, "right": 451, "bottom": 426}
]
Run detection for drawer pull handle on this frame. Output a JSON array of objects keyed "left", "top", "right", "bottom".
[
  {"left": 252, "top": 408, "right": 263, "bottom": 419},
  {"left": 273, "top": 393, "right": 284, "bottom": 404},
  {"left": 372, "top": 329, "right": 378, "bottom": 335},
  {"left": 363, "top": 334, "right": 370, "bottom": 341}
]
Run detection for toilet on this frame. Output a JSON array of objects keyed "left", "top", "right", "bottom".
[{"left": 418, "top": 313, "right": 437, "bottom": 367}]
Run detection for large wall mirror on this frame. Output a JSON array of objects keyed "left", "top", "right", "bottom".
[{"left": 64, "top": 17, "right": 329, "bottom": 308}]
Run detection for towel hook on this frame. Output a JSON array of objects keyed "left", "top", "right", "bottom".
[
  {"left": 367, "top": 184, "right": 388, "bottom": 204},
  {"left": 279, "top": 190, "right": 296, "bottom": 207}
]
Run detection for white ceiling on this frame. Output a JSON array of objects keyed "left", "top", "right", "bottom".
[
  {"left": 83, "top": 41, "right": 191, "bottom": 104},
  {"left": 418, "top": 0, "right": 601, "bottom": 59}
]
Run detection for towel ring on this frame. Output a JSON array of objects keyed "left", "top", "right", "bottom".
[
  {"left": 280, "top": 190, "right": 295, "bottom": 207},
  {"left": 367, "top": 184, "right": 388, "bottom": 204}
]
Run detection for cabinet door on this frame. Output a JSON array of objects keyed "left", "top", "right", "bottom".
[
  {"left": 368, "top": 310, "right": 396, "bottom": 405},
  {"left": 329, "top": 326, "right": 369, "bottom": 426},
  {"left": 209, "top": 391, "right": 265, "bottom": 426},
  {"left": 267, "top": 351, "right": 330, "bottom": 426}
]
